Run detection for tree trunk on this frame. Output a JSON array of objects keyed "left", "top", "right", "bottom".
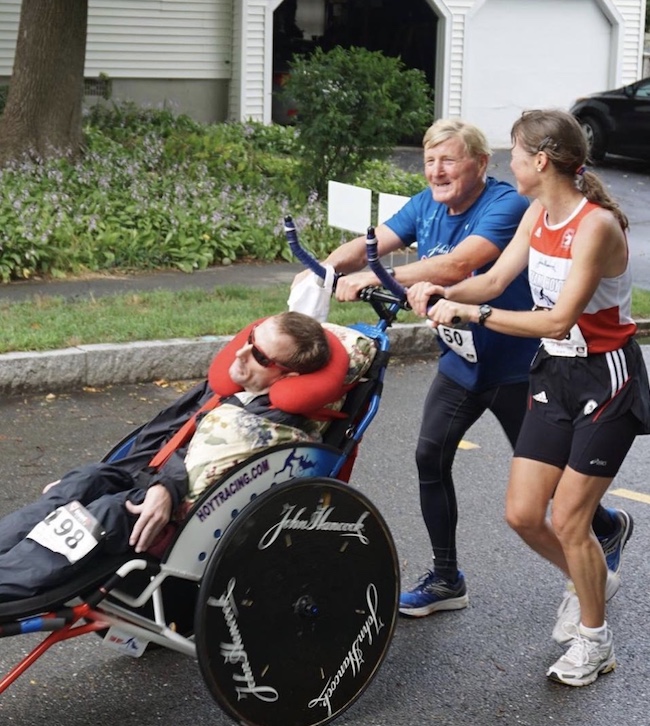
[{"left": 0, "top": 0, "right": 88, "bottom": 165}]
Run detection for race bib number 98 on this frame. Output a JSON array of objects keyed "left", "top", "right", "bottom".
[{"left": 27, "top": 501, "right": 106, "bottom": 564}]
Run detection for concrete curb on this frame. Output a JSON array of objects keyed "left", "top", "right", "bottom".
[
  {"left": 0, "top": 323, "right": 440, "bottom": 395},
  {"left": 3, "top": 320, "right": 650, "bottom": 396}
]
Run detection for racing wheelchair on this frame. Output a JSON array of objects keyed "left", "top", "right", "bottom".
[{"left": 0, "top": 220, "right": 417, "bottom": 726}]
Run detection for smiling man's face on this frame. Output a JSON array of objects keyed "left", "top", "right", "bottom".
[{"left": 423, "top": 135, "right": 488, "bottom": 216}]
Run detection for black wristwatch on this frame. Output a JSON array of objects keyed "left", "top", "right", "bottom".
[{"left": 478, "top": 304, "right": 492, "bottom": 326}]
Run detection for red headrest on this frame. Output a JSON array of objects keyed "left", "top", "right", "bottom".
[{"left": 207, "top": 317, "right": 351, "bottom": 415}]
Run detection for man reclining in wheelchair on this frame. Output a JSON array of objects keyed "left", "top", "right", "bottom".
[
  {"left": 0, "top": 229, "right": 402, "bottom": 726},
  {"left": 0, "top": 311, "right": 376, "bottom": 602}
]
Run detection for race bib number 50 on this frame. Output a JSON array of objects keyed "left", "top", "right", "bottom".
[
  {"left": 437, "top": 324, "right": 478, "bottom": 363},
  {"left": 27, "top": 501, "right": 106, "bottom": 564}
]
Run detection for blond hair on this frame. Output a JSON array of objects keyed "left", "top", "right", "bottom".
[{"left": 422, "top": 118, "right": 491, "bottom": 160}]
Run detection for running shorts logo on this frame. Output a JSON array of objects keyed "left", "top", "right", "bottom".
[{"left": 589, "top": 458, "right": 608, "bottom": 467}]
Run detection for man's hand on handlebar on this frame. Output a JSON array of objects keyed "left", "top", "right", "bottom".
[
  {"left": 406, "top": 282, "right": 446, "bottom": 317},
  {"left": 407, "top": 282, "right": 473, "bottom": 326},
  {"left": 334, "top": 271, "right": 381, "bottom": 301},
  {"left": 427, "top": 299, "right": 476, "bottom": 328}
]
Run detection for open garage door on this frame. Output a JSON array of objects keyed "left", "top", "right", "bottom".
[
  {"left": 272, "top": 0, "right": 438, "bottom": 124},
  {"left": 464, "top": 0, "right": 614, "bottom": 147}
]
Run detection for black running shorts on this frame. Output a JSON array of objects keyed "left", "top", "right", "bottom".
[{"left": 513, "top": 340, "right": 650, "bottom": 477}]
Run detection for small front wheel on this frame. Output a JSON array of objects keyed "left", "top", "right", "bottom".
[{"left": 194, "top": 477, "right": 399, "bottom": 726}]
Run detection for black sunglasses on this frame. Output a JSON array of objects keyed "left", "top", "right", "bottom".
[{"left": 247, "top": 325, "right": 293, "bottom": 371}]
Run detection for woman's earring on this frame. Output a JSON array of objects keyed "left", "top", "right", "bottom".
[{"left": 537, "top": 167, "right": 542, "bottom": 172}]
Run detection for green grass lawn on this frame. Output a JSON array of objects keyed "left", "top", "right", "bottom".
[
  {"left": 0, "top": 284, "right": 420, "bottom": 353},
  {"left": 2, "top": 284, "right": 649, "bottom": 354}
]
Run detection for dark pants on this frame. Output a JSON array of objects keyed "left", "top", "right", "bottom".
[
  {"left": 0, "top": 463, "right": 144, "bottom": 601},
  {"left": 415, "top": 373, "right": 614, "bottom": 582}
]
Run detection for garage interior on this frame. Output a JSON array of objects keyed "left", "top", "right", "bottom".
[{"left": 272, "top": 0, "right": 438, "bottom": 124}]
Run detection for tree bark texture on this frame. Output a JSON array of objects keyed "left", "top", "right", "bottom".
[{"left": 0, "top": 0, "right": 88, "bottom": 165}]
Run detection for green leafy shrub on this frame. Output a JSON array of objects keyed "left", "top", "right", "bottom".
[
  {"left": 284, "top": 46, "right": 433, "bottom": 197},
  {"left": 355, "top": 159, "right": 424, "bottom": 197},
  {"left": 84, "top": 100, "right": 203, "bottom": 141},
  {"left": 0, "top": 102, "right": 421, "bottom": 282},
  {"left": 0, "top": 107, "right": 345, "bottom": 281}
]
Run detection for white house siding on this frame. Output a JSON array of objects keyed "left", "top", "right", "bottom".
[
  {"left": 86, "top": 1, "right": 233, "bottom": 123},
  {"left": 0, "top": 0, "right": 233, "bottom": 123},
  {"left": 616, "top": 0, "right": 648, "bottom": 78},
  {"left": 436, "top": 1, "right": 474, "bottom": 119},
  {"left": 244, "top": 3, "right": 267, "bottom": 120},
  {"left": 0, "top": 0, "right": 21, "bottom": 76},
  {"left": 0, "top": 1, "right": 232, "bottom": 79},
  {"left": 229, "top": 0, "right": 278, "bottom": 122},
  {"left": 446, "top": 10, "right": 465, "bottom": 118},
  {"left": 86, "top": 1, "right": 231, "bottom": 78},
  {"left": 229, "top": 1, "right": 243, "bottom": 122}
]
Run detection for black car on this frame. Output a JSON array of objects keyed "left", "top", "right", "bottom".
[{"left": 570, "top": 77, "right": 650, "bottom": 161}]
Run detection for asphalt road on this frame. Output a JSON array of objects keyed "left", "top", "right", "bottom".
[{"left": 2, "top": 355, "right": 650, "bottom": 726}]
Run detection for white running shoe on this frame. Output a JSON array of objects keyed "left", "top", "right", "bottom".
[
  {"left": 547, "top": 624, "right": 616, "bottom": 687},
  {"left": 552, "top": 570, "right": 620, "bottom": 645}
]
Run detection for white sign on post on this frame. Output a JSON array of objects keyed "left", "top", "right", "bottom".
[
  {"left": 377, "top": 192, "right": 410, "bottom": 225},
  {"left": 327, "top": 181, "right": 372, "bottom": 234}
]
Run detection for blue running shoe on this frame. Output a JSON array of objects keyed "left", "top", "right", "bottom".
[
  {"left": 399, "top": 570, "right": 469, "bottom": 618},
  {"left": 599, "top": 509, "right": 634, "bottom": 575}
]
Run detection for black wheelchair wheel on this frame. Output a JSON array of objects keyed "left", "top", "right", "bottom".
[{"left": 194, "top": 477, "right": 399, "bottom": 726}]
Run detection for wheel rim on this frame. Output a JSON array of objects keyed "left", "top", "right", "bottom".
[{"left": 195, "top": 478, "right": 399, "bottom": 726}]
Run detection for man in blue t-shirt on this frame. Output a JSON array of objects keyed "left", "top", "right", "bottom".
[{"left": 297, "top": 118, "right": 631, "bottom": 620}]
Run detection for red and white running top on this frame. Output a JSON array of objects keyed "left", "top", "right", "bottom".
[{"left": 528, "top": 197, "right": 636, "bottom": 356}]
